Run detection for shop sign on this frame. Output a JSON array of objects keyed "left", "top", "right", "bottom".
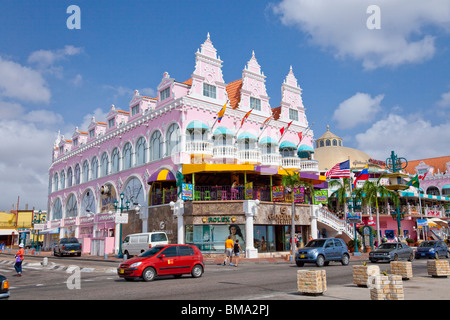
[
  {"left": 272, "top": 186, "right": 284, "bottom": 202},
  {"left": 417, "top": 219, "right": 427, "bottom": 228},
  {"left": 427, "top": 210, "right": 442, "bottom": 217},
  {"left": 346, "top": 212, "right": 362, "bottom": 223},
  {"left": 293, "top": 187, "right": 305, "bottom": 203},
  {"left": 268, "top": 207, "right": 299, "bottom": 224},
  {"left": 202, "top": 216, "right": 236, "bottom": 223},
  {"left": 313, "top": 190, "right": 328, "bottom": 205},
  {"left": 79, "top": 216, "right": 95, "bottom": 225},
  {"left": 62, "top": 218, "right": 77, "bottom": 227},
  {"left": 34, "top": 223, "right": 46, "bottom": 231},
  {"left": 95, "top": 213, "right": 115, "bottom": 224},
  {"left": 245, "top": 182, "right": 253, "bottom": 200},
  {"left": 181, "top": 183, "right": 193, "bottom": 200},
  {"left": 115, "top": 213, "right": 129, "bottom": 224},
  {"left": 50, "top": 220, "right": 61, "bottom": 229}
]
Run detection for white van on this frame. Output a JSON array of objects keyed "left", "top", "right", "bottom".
[{"left": 122, "top": 232, "right": 169, "bottom": 256}]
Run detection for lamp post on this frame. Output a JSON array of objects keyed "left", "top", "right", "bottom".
[
  {"left": 385, "top": 151, "right": 409, "bottom": 240},
  {"left": 32, "top": 210, "right": 46, "bottom": 252},
  {"left": 114, "top": 193, "right": 130, "bottom": 258},
  {"left": 347, "top": 192, "right": 362, "bottom": 256}
]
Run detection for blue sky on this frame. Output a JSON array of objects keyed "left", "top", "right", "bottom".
[{"left": 0, "top": 0, "right": 450, "bottom": 210}]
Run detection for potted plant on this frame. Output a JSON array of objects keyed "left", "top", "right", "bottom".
[
  {"left": 347, "top": 239, "right": 362, "bottom": 253},
  {"left": 406, "top": 238, "right": 415, "bottom": 247}
]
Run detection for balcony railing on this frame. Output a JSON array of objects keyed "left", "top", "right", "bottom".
[
  {"left": 261, "top": 153, "right": 281, "bottom": 166},
  {"left": 281, "top": 157, "right": 300, "bottom": 169},
  {"left": 237, "top": 149, "right": 261, "bottom": 164},
  {"left": 212, "top": 145, "right": 237, "bottom": 159},
  {"left": 185, "top": 140, "right": 213, "bottom": 155},
  {"left": 299, "top": 160, "right": 319, "bottom": 173}
]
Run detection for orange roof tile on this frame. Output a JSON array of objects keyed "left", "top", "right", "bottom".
[
  {"left": 404, "top": 156, "right": 450, "bottom": 175},
  {"left": 226, "top": 79, "right": 242, "bottom": 109},
  {"left": 182, "top": 78, "right": 193, "bottom": 86},
  {"left": 117, "top": 110, "right": 130, "bottom": 115},
  {"left": 96, "top": 121, "right": 107, "bottom": 126}
]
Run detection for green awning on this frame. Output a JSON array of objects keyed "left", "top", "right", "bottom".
[
  {"left": 237, "top": 132, "right": 257, "bottom": 140},
  {"left": 259, "top": 136, "right": 276, "bottom": 144},
  {"left": 187, "top": 120, "right": 209, "bottom": 130},
  {"left": 213, "top": 126, "right": 234, "bottom": 136},
  {"left": 279, "top": 141, "right": 297, "bottom": 149}
]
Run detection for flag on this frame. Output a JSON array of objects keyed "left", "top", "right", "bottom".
[
  {"left": 260, "top": 115, "right": 272, "bottom": 130},
  {"left": 407, "top": 174, "right": 420, "bottom": 188},
  {"left": 419, "top": 172, "right": 428, "bottom": 180},
  {"left": 280, "top": 120, "right": 293, "bottom": 137},
  {"left": 217, "top": 101, "right": 227, "bottom": 123},
  {"left": 298, "top": 132, "right": 303, "bottom": 144},
  {"left": 240, "top": 109, "right": 252, "bottom": 128},
  {"left": 326, "top": 160, "right": 351, "bottom": 179},
  {"left": 353, "top": 165, "right": 369, "bottom": 188}
]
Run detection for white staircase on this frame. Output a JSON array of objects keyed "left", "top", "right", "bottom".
[{"left": 311, "top": 206, "right": 354, "bottom": 242}]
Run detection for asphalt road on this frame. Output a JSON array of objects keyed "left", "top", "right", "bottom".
[{"left": 2, "top": 254, "right": 448, "bottom": 304}]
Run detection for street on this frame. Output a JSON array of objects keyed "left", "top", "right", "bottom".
[{"left": 1, "top": 254, "right": 449, "bottom": 303}]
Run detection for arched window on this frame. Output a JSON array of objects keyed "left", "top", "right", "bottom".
[
  {"left": 150, "top": 131, "right": 162, "bottom": 161},
  {"left": 320, "top": 140, "right": 324, "bottom": 147},
  {"left": 60, "top": 170, "right": 65, "bottom": 189},
  {"left": 82, "top": 160, "right": 89, "bottom": 182},
  {"left": 66, "top": 194, "right": 78, "bottom": 218},
  {"left": 123, "top": 142, "right": 133, "bottom": 170},
  {"left": 111, "top": 148, "right": 120, "bottom": 173},
  {"left": 166, "top": 123, "right": 180, "bottom": 156},
  {"left": 67, "top": 167, "right": 73, "bottom": 187},
  {"left": 53, "top": 173, "right": 59, "bottom": 192},
  {"left": 74, "top": 164, "right": 81, "bottom": 185},
  {"left": 101, "top": 152, "right": 109, "bottom": 177},
  {"left": 333, "top": 139, "right": 337, "bottom": 146},
  {"left": 91, "top": 157, "right": 99, "bottom": 180},
  {"left": 326, "top": 139, "right": 331, "bottom": 146},
  {"left": 52, "top": 198, "right": 62, "bottom": 220},
  {"left": 135, "top": 137, "right": 147, "bottom": 166}
]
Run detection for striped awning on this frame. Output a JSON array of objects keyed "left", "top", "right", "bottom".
[
  {"left": 147, "top": 169, "right": 176, "bottom": 184},
  {"left": 279, "top": 141, "right": 297, "bottom": 149},
  {"left": 187, "top": 120, "right": 209, "bottom": 130}
]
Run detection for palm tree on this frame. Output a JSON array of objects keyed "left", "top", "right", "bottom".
[
  {"left": 281, "top": 170, "right": 302, "bottom": 256},
  {"left": 328, "top": 177, "right": 351, "bottom": 216},
  {"left": 362, "top": 176, "right": 399, "bottom": 246}
]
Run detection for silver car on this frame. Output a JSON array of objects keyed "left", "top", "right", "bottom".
[{"left": 369, "top": 242, "right": 414, "bottom": 263}]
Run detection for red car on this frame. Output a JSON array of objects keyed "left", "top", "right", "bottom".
[{"left": 117, "top": 244, "right": 204, "bottom": 281}]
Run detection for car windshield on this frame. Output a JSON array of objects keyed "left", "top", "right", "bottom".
[
  {"left": 138, "top": 246, "right": 167, "bottom": 258},
  {"left": 419, "top": 241, "right": 436, "bottom": 247},
  {"left": 305, "top": 239, "right": 326, "bottom": 248},
  {"left": 61, "top": 238, "right": 78, "bottom": 244},
  {"left": 378, "top": 243, "right": 397, "bottom": 250}
]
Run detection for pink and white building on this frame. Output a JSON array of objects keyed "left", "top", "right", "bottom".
[{"left": 47, "top": 34, "right": 323, "bottom": 256}]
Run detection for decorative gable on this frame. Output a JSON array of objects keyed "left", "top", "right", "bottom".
[
  {"left": 238, "top": 51, "right": 270, "bottom": 115},
  {"left": 189, "top": 33, "right": 227, "bottom": 103},
  {"left": 280, "top": 66, "right": 307, "bottom": 125}
]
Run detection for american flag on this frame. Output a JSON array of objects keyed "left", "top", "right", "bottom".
[{"left": 326, "top": 160, "right": 351, "bottom": 178}]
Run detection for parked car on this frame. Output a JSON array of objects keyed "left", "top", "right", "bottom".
[
  {"left": 295, "top": 238, "right": 350, "bottom": 267},
  {"left": 117, "top": 244, "right": 204, "bottom": 281},
  {"left": 369, "top": 242, "right": 414, "bottom": 262},
  {"left": 0, "top": 275, "right": 10, "bottom": 299},
  {"left": 122, "top": 232, "right": 169, "bottom": 257},
  {"left": 53, "top": 237, "right": 82, "bottom": 257},
  {"left": 415, "top": 240, "right": 449, "bottom": 259}
]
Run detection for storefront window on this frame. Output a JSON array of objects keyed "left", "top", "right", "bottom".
[
  {"left": 254, "top": 226, "right": 275, "bottom": 252},
  {"left": 185, "top": 224, "right": 245, "bottom": 253}
]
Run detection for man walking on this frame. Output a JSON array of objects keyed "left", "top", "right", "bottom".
[
  {"left": 224, "top": 236, "right": 234, "bottom": 265},
  {"left": 14, "top": 243, "right": 24, "bottom": 277}
]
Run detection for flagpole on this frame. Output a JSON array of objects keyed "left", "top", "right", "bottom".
[
  {"left": 296, "top": 122, "right": 314, "bottom": 148},
  {"left": 257, "top": 116, "right": 273, "bottom": 142},
  {"left": 211, "top": 100, "right": 229, "bottom": 131},
  {"left": 277, "top": 121, "right": 293, "bottom": 144}
]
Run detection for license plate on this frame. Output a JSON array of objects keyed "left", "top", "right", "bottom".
[
  {"left": 421, "top": 253, "right": 425, "bottom": 256},
  {"left": 300, "top": 255, "right": 305, "bottom": 258},
  {"left": 70, "top": 250, "right": 75, "bottom": 253},
  {"left": 119, "top": 269, "right": 124, "bottom": 274}
]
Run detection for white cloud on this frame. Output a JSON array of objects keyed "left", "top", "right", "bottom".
[
  {"left": 355, "top": 113, "right": 450, "bottom": 160},
  {"left": 333, "top": 92, "right": 384, "bottom": 129},
  {"left": 273, "top": 0, "right": 450, "bottom": 69},
  {"left": 0, "top": 56, "right": 51, "bottom": 103},
  {"left": 80, "top": 107, "right": 110, "bottom": 131},
  {"left": 437, "top": 91, "right": 450, "bottom": 108},
  {"left": 28, "top": 45, "right": 83, "bottom": 69}
]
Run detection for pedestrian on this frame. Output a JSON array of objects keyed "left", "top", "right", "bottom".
[
  {"left": 233, "top": 239, "right": 242, "bottom": 267},
  {"left": 14, "top": 243, "right": 24, "bottom": 277},
  {"left": 223, "top": 236, "right": 234, "bottom": 266}
]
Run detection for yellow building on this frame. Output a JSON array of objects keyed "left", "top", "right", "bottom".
[
  {"left": 0, "top": 210, "right": 35, "bottom": 247},
  {"left": 0, "top": 211, "right": 17, "bottom": 247}
]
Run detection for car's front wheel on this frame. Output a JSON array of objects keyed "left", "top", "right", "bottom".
[
  {"left": 191, "top": 264, "right": 203, "bottom": 278},
  {"left": 142, "top": 267, "right": 156, "bottom": 282},
  {"left": 408, "top": 253, "right": 414, "bottom": 261},
  {"left": 316, "top": 255, "right": 325, "bottom": 267}
]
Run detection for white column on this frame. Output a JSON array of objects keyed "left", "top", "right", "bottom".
[
  {"left": 243, "top": 200, "right": 259, "bottom": 258},
  {"left": 310, "top": 205, "right": 319, "bottom": 240},
  {"left": 170, "top": 199, "right": 185, "bottom": 244}
]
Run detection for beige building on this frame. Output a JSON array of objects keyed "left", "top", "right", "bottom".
[{"left": 314, "top": 125, "right": 383, "bottom": 172}]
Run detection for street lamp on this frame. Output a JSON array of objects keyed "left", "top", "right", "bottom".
[
  {"left": 347, "top": 192, "right": 362, "bottom": 256},
  {"left": 385, "top": 151, "right": 409, "bottom": 240},
  {"left": 114, "top": 193, "right": 130, "bottom": 258}
]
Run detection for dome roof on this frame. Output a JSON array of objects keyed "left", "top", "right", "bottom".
[
  {"left": 315, "top": 146, "right": 372, "bottom": 171},
  {"left": 317, "top": 125, "right": 341, "bottom": 141}
]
